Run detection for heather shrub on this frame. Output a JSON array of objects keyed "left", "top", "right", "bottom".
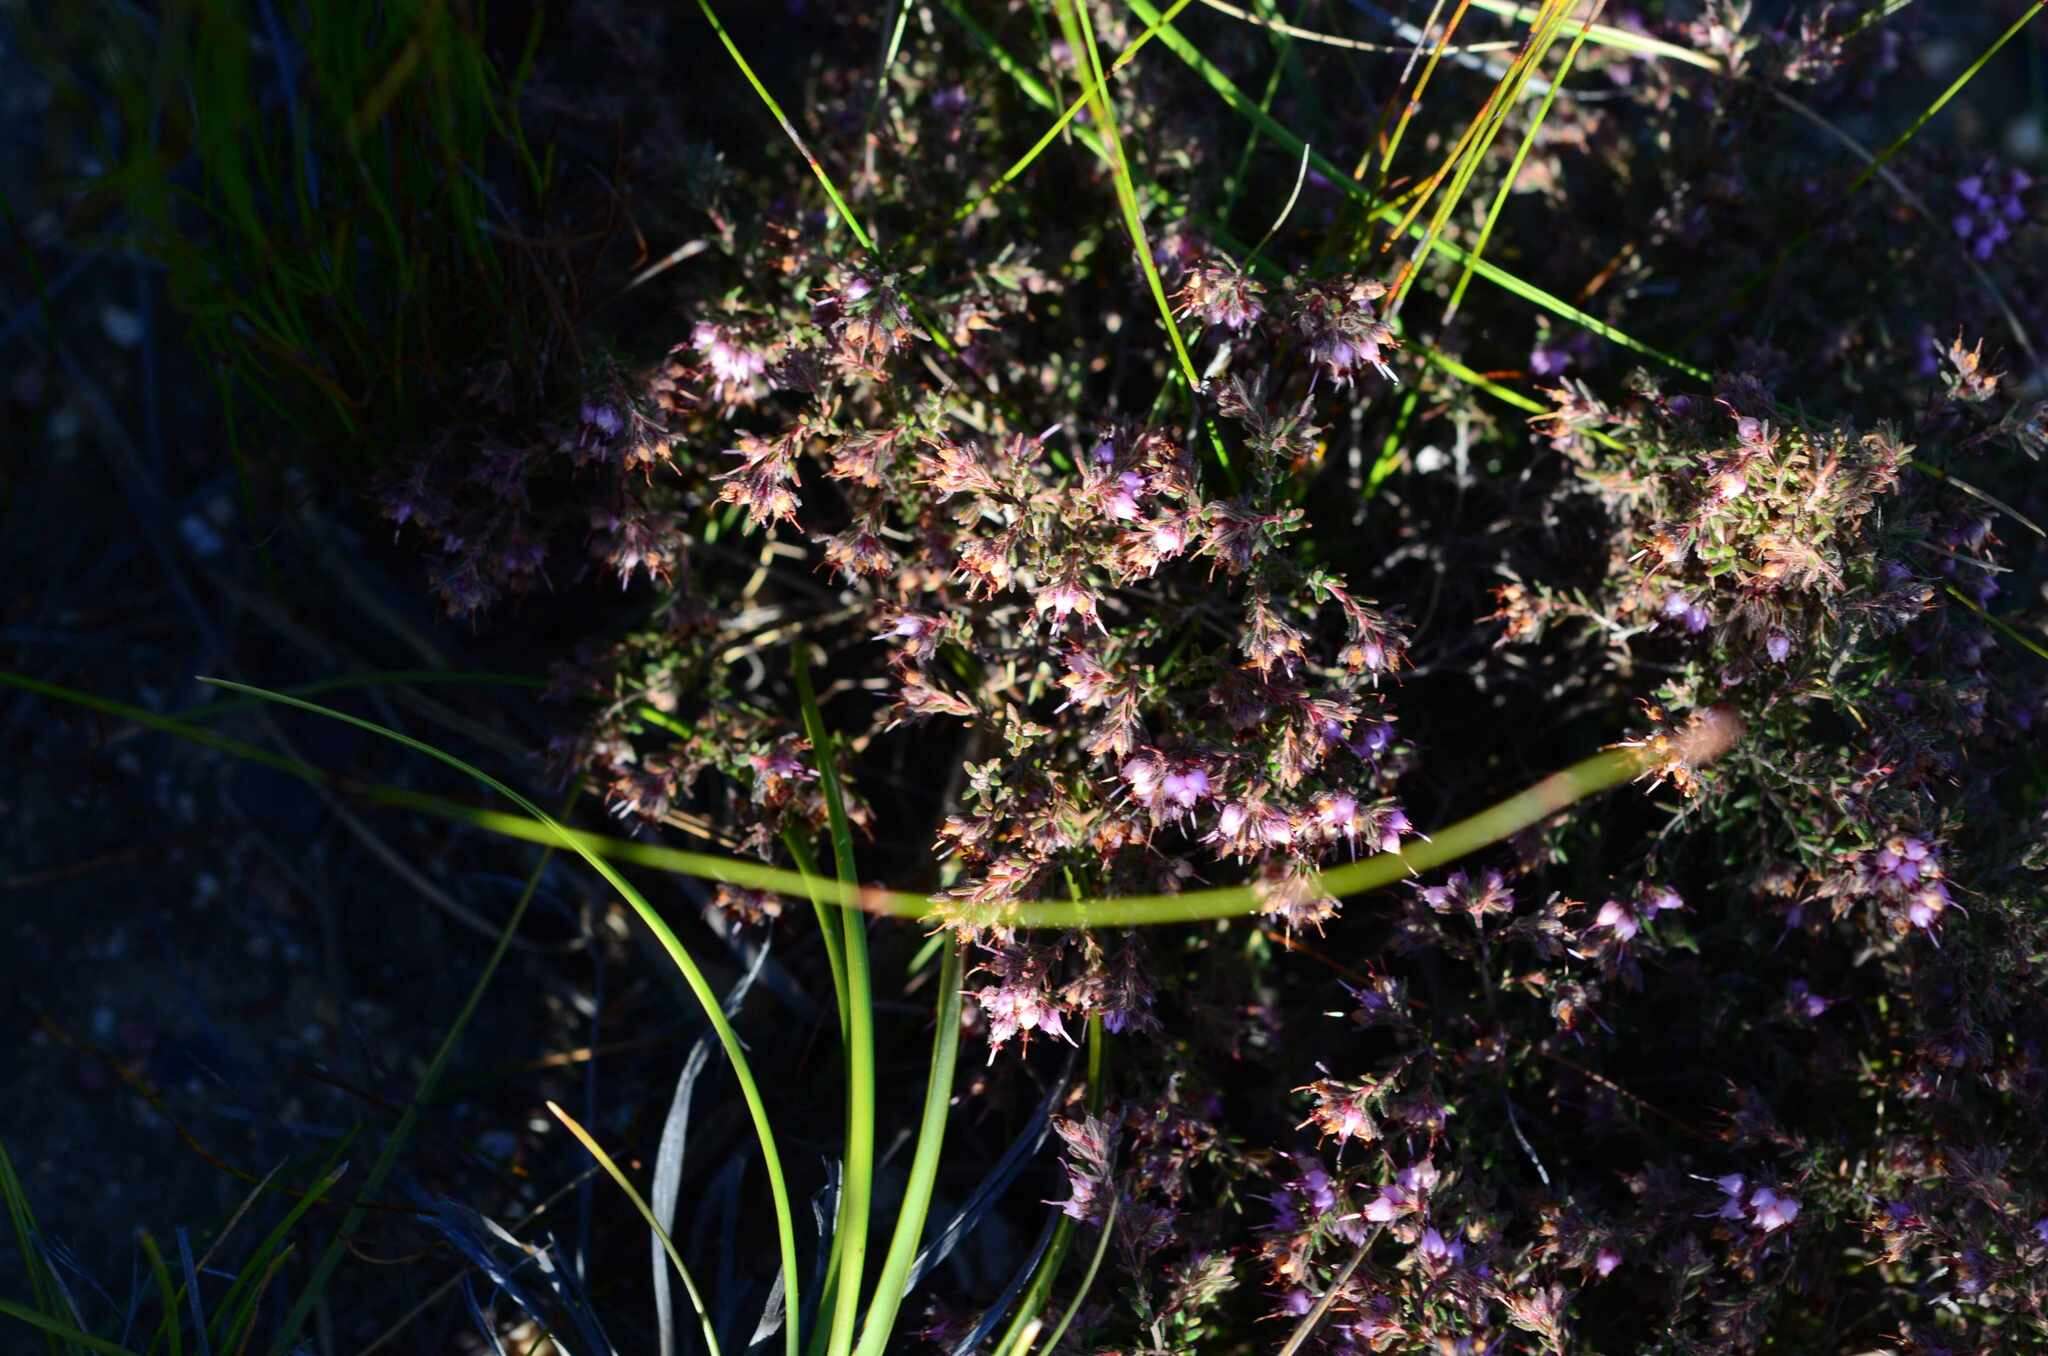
[{"left": 374, "top": 3, "right": 2048, "bottom": 1351}]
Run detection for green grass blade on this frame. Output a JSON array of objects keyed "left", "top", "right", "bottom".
[
  {"left": 3, "top": 671, "right": 1700, "bottom": 933},
  {"left": 783, "top": 828, "right": 850, "bottom": 1356},
  {"left": 0, "top": 1140, "right": 70, "bottom": 1356},
  {"left": 372, "top": 731, "right": 1688, "bottom": 928},
  {"left": 190, "top": 681, "right": 804, "bottom": 1356},
  {"left": 852, "top": 942, "right": 964, "bottom": 1356},
  {"left": 695, "top": 0, "right": 872, "bottom": 251},
  {"left": 211, "top": 1145, "right": 351, "bottom": 1356},
  {"left": 1058, "top": 0, "right": 1203, "bottom": 396},
  {"left": 1466, "top": 0, "right": 1718, "bottom": 69},
  {"left": 218, "top": 1249, "right": 290, "bottom": 1356},
  {"left": 138, "top": 1234, "right": 181, "bottom": 1356},
  {"left": 1025, "top": 1187, "right": 1117, "bottom": 1356},
  {"left": 0, "top": 1302, "right": 134, "bottom": 1356},
  {"left": 792, "top": 649, "right": 875, "bottom": 1356},
  {"left": 949, "top": 0, "right": 1193, "bottom": 226},
  {"left": 1117, "top": 0, "right": 1710, "bottom": 381},
  {"left": 1444, "top": 2, "right": 1603, "bottom": 321},
  {"left": 1947, "top": 584, "right": 2048, "bottom": 664},
  {"left": 1847, "top": 4, "right": 2040, "bottom": 200},
  {"left": 546, "top": 1101, "right": 722, "bottom": 1356},
  {"left": 1388, "top": 0, "right": 1570, "bottom": 317}
]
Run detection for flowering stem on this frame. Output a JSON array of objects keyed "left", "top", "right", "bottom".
[
  {"left": 1029, "top": 1172, "right": 1119, "bottom": 1356},
  {"left": 1277, "top": 1226, "right": 1383, "bottom": 1356}
]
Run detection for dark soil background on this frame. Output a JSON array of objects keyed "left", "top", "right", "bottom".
[{"left": 4, "top": 2, "right": 2046, "bottom": 1352}]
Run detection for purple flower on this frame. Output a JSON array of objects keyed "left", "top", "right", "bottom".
[
  {"left": 1596, "top": 899, "right": 1641, "bottom": 941},
  {"left": 1711, "top": 1173, "right": 1748, "bottom": 1221},
  {"left": 1874, "top": 836, "right": 1930, "bottom": 886},
  {"left": 1750, "top": 1187, "right": 1800, "bottom": 1232},
  {"left": 1595, "top": 1246, "right": 1623, "bottom": 1277},
  {"left": 693, "top": 320, "right": 768, "bottom": 388},
  {"left": 1953, "top": 161, "right": 2030, "bottom": 260},
  {"left": 1907, "top": 882, "right": 1952, "bottom": 932},
  {"left": 1418, "top": 1225, "right": 1464, "bottom": 1264},
  {"left": 1105, "top": 469, "right": 1146, "bottom": 521},
  {"left": 1378, "top": 808, "right": 1414, "bottom": 853},
  {"left": 1660, "top": 590, "right": 1712, "bottom": 634},
  {"left": 1162, "top": 763, "right": 1212, "bottom": 810},
  {"left": 1787, "top": 979, "right": 1833, "bottom": 1019},
  {"left": 1595, "top": 886, "right": 1674, "bottom": 942},
  {"left": 1765, "top": 629, "right": 1793, "bottom": 663},
  {"left": 1362, "top": 1185, "right": 1412, "bottom": 1222}
]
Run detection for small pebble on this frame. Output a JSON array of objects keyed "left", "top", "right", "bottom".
[
  {"left": 101, "top": 304, "right": 144, "bottom": 348},
  {"left": 2005, "top": 115, "right": 2045, "bottom": 166}
]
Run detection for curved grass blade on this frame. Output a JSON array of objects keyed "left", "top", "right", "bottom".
[
  {"left": 191, "top": 680, "right": 805, "bottom": 1356},
  {"left": 369, "top": 730, "right": 1699, "bottom": 929},
  {"left": 655, "top": 940, "right": 771, "bottom": 1356},
  {"left": 4, "top": 670, "right": 1717, "bottom": 932},
  {"left": 548, "top": 1101, "right": 722, "bottom": 1356},
  {"left": 907, "top": 1052, "right": 1074, "bottom": 1293}
]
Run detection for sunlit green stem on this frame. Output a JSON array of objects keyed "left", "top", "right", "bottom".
[
  {"left": 853, "top": 942, "right": 964, "bottom": 1356},
  {"left": 793, "top": 651, "right": 876, "bottom": 1356}
]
